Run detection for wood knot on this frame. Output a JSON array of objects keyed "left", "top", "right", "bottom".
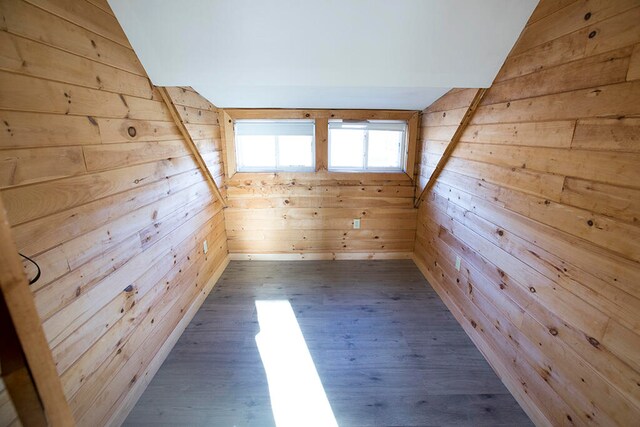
[
  {"left": 548, "top": 328, "right": 558, "bottom": 336},
  {"left": 497, "top": 229, "right": 504, "bottom": 236},
  {"left": 127, "top": 126, "right": 137, "bottom": 137},
  {"left": 529, "top": 286, "right": 536, "bottom": 293},
  {"left": 123, "top": 285, "right": 134, "bottom": 292},
  {"left": 587, "top": 219, "right": 594, "bottom": 227},
  {"left": 588, "top": 30, "right": 597, "bottom": 39},
  {"left": 584, "top": 12, "right": 591, "bottom": 20},
  {"left": 470, "top": 320, "right": 477, "bottom": 328},
  {"left": 587, "top": 336, "right": 600, "bottom": 348}
]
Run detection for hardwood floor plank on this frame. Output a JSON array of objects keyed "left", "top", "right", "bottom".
[{"left": 124, "top": 260, "right": 532, "bottom": 426}]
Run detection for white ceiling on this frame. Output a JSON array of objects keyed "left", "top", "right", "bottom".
[{"left": 109, "top": 0, "right": 537, "bottom": 110}]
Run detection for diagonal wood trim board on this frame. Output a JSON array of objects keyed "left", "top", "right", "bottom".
[
  {"left": 0, "top": 198, "right": 74, "bottom": 426},
  {"left": 105, "top": 255, "right": 231, "bottom": 427},
  {"left": 415, "top": 88, "right": 487, "bottom": 207},
  {"left": 158, "top": 87, "right": 227, "bottom": 208}
]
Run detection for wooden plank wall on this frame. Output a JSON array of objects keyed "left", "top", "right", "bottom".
[
  {"left": 0, "top": 0, "right": 229, "bottom": 425},
  {"left": 413, "top": 0, "right": 640, "bottom": 425},
  {"left": 224, "top": 108, "right": 418, "bottom": 260},
  {"left": 226, "top": 171, "right": 417, "bottom": 259}
]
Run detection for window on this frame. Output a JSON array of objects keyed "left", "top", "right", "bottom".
[
  {"left": 235, "top": 120, "right": 315, "bottom": 172},
  {"left": 328, "top": 120, "right": 407, "bottom": 172}
]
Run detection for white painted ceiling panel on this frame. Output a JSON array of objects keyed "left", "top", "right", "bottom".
[{"left": 109, "top": 0, "right": 537, "bottom": 110}]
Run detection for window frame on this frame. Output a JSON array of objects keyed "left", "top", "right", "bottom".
[
  {"left": 327, "top": 120, "right": 408, "bottom": 173},
  {"left": 223, "top": 110, "right": 418, "bottom": 180},
  {"left": 234, "top": 119, "right": 316, "bottom": 173}
]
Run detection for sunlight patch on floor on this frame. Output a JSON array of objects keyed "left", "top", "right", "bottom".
[{"left": 255, "top": 300, "right": 338, "bottom": 427}]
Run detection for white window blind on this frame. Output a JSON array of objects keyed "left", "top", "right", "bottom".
[
  {"left": 235, "top": 120, "right": 315, "bottom": 172},
  {"left": 328, "top": 120, "right": 407, "bottom": 172}
]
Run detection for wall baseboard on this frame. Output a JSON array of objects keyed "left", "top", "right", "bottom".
[
  {"left": 229, "top": 252, "right": 413, "bottom": 261},
  {"left": 106, "top": 255, "right": 230, "bottom": 427},
  {"left": 410, "top": 254, "right": 550, "bottom": 427}
]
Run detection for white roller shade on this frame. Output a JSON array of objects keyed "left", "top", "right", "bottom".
[
  {"left": 236, "top": 120, "right": 315, "bottom": 136},
  {"left": 328, "top": 120, "right": 407, "bottom": 132}
]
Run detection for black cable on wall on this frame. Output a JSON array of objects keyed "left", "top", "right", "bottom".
[{"left": 19, "top": 253, "right": 41, "bottom": 285}]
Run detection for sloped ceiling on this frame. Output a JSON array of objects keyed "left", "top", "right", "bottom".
[{"left": 109, "top": 0, "right": 538, "bottom": 110}]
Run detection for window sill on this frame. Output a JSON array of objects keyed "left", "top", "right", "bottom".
[{"left": 226, "top": 170, "right": 413, "bottom": 185}]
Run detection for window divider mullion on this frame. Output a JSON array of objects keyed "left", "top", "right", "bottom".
[
  {"left": 363, "top": 130, "right": 368, "bottom": 172},
  {"left": 275, "top": 135, "right": 279, "bottom": 171}
]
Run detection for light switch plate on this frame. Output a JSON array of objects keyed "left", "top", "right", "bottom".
[
  {"left": 203, "top": 239, "right": 208, "bottom": 254},
  {"left": 455, "top": 255, "right": 461, "bottom": 271},
  {"left": 353, "top": 218, "right": 361, "bottom": 229}
]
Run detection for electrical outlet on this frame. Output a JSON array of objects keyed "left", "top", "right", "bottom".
[
  {"left": 455, "top": 255, "right": 461, "bottom": 271},
  {"left": 203, "top": 239, "right": 208, "bottom": 254},
  {"left": 353, "top": 218, "right": 361, "bottom": 229}
]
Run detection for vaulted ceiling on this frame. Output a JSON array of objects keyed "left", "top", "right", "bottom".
[{"left": 109, "top": 0, "right": 537, "bottom": 110}]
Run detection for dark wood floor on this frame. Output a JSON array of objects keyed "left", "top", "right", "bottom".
[{"left": 125, "top": 260, "right": 532, "bottom": 426}]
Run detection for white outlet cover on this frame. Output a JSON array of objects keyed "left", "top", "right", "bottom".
[
  {"left": 353, "top": 219, "right": 361, "bottom": 229},
  {"left": 455, "top": 255, "right": 461, "bottom": 271},
  {"left": 203, "top": 239, "right": 208, "bottom": 254}
]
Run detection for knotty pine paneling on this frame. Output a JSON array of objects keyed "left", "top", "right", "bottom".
[
  {"left": 414, "top": 1, "right": 640, "bottom": 426},
  {"left": 0, "top": 1, "right": 228, "bottom": 425},
  {"left": 225, "top": 171, "right": 417, "bottom": 259},
  {"left": 163, "top": 86, "right": 226, "bottom": 198}
]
